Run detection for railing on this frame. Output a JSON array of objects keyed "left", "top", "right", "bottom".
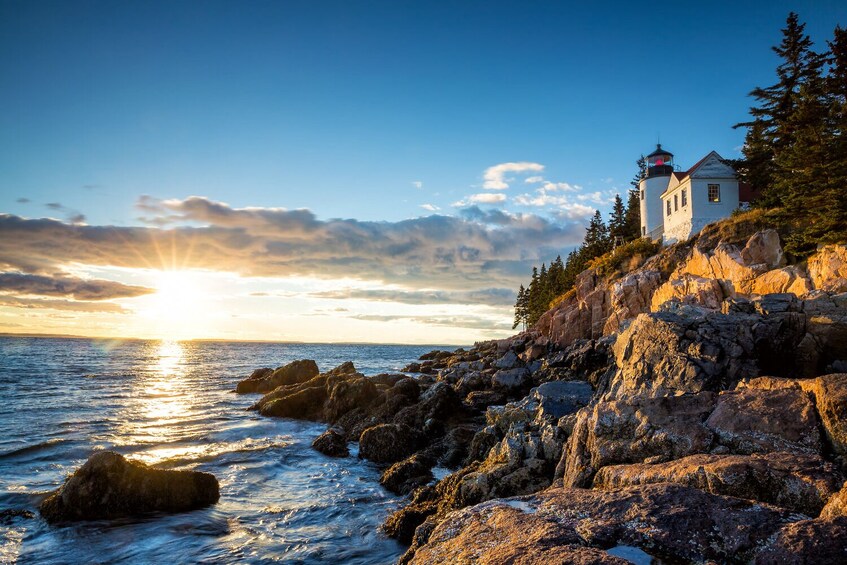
[{"left": 647, "top": 226, "right": 664, "bottom": 243}]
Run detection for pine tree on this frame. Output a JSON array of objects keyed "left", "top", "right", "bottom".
[
  {"left": 608, "top": 194, "right": 627, "bottom": 244},
  {"left": 583, "top": 210, "right": 611, "bottom": 259},
  {"left": 734, "top": 12, "right": 821, "bottom": 203},
  {"left": 630, "top": 155, "right": 646, "bottom": 189},
  {"left": 512, "top": 284, "right": 528, "bottom": 330},
  {"left": 623, "top": 188, "right": 641, "bottom": 240}
]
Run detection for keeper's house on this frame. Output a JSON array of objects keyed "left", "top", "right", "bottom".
[{"left": 638, "top": 144, "right": 755, "bottom": 244}]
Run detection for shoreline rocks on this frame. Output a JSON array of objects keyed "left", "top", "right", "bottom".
[{"left": 39, "top": 451, "right": 219, "bottom": 523}]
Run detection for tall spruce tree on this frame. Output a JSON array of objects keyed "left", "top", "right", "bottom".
[
  {"left": 512, "top": 284, "right": 528, "bottom": 330},
  {"left": 735, "top": 12, "right": 821, "bottom": 204},
  {"left": 583, "top": 210, "right": 611, "bottom": 258},
  {"left": 608, "top": 194, "right": 627, "bottom": 244},
  {"left": 623, "top": 189, "right": 641, "bottom": 240}
]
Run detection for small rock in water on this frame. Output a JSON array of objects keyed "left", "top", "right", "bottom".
[
  {"left": 0, "top": 508, "right": 35, "bottom": 525},
  {"left": 312, "top": 428, "right": 349, "bottom": 458},
  {"left": 39, "top": 451, "right": 220, "bottom": 523}
]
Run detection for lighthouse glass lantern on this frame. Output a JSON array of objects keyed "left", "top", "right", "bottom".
[{"left": 646, "top": 144, "right": 674, "bottom": 178}]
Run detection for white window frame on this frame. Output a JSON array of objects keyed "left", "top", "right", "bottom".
[
  {"left": 682, "top": 189, "right": 688, "bottom": 207},
  {"left": 708, "top": 184, "right": 721, "bottom": 203},
  {"left": 666, "top": 200, "right": 671, "bottom": 216}
]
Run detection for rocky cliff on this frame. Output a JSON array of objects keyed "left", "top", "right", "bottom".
[{"left": 235, "top": 222, "right": 847, "bottom": 564}]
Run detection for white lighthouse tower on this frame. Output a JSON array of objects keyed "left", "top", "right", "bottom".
[{"left": 639, "top": 144, "right": 674, "bottom": 241}]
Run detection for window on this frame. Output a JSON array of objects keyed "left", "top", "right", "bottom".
[
  {"left": 708, "top": 184, "right": 721, "bottom": 202},
  {"left": 666, "top": 200, "right": 671, "bottom": 216},
  {"left": 640, "top": 189, "right": 644, "bottom": 201},
  {"left": 642, "top": 226, "right": 646, "bottom": 236},
  {"left": 674, "top": 194, "right": 678, "bottom": 211},
  {"left": 682, "top": 189, "right": 688, "bottom": 207}
]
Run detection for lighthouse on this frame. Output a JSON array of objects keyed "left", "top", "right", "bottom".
[{"left": 639, "top": 144, "right": 673, "bottom": 241}]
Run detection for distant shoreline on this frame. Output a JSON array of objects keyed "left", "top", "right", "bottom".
[{"left": 0, "top": 331, "right": 468, "bottom": 348}]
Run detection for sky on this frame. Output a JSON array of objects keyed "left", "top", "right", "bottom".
[{"left": 1, "top": 0, "right": 845, "bottom": 344}]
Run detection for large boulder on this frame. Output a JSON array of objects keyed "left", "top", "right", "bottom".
[
  {"left": 608, "top": 308, "right": 759, "bottom": 399},
  {"left": 235, "top": 359, "right": 319, "bottom": 393},
  {"left": 324, "top": 375, "right": 379, "bottom": 422},
  {"left": 406, "top": 483, "right": 803, "bottom": 565},
  {"left": 705, "top": 387, "right": 822, "bottom": 456},
  {"left": 808, "top": 244, "right": 847, "bottom": 293},
  {"left": 558, "top": 392, "right": 717, "bottom": 487},
  {"left": 258, "top": 385, "right": 327, "bottom": 419},
  {"left": 594, "top": 452, "right": 841, "bottom": 516},
  {"left": 821, "top": 482, "right": 847, "bottom": 520},
  {"left": 807, "top": 373, "right": 847, "bottom": 458},
  {"left": 39, "top": 452, "right": 219, "bottom": 523},
  {"left": 359, "top": 424, "right": 422, "bottom": 464},
  {"left": 752, "top": 517, "right": 847, "bottom": 564}
]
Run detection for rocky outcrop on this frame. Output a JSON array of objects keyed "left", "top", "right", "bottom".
[
  {"left": 405, "top": 484, "right": 803, "bottom": 565},
  {"left": 235, "top": 359, "right": 319, "bottom": 393},
  {"left": 821, "top": 482, "right": 847, "bottom": 520},
  {"left": 808, "top": 244, "right": 847, "bottom": 293},
  {"left": 594, "top": 452, "right": 841, "bottom": 516},
  {"left": 752, "top": 517, "right": 847, "bottom": 564},
  {"left": 359, "top": 424, "right": 422, "bottom": 464},
  {"left": 39, "top": 451, "right": 219, "bottom": 523},
  {"left": 380, "top": 454, "right": 434, "bottom": 495}
]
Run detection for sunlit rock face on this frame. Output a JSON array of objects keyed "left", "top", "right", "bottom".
[{"left": 39, "top": 451, "right": 219, "bottom": 523}]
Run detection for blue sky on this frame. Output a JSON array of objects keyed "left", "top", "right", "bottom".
[{"left": 0, "top": 0, "right": 845, "bottom": 342}]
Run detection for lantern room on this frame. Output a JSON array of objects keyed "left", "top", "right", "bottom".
[{"left": 646, "top": 144, "right": 674, "bottom": 178}]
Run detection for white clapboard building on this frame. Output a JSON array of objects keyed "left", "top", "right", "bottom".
[{"left": 638, "top": 144, "right": 753, "bottom": 244}]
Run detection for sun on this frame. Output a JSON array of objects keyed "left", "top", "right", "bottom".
[{"left": 139, "top": 270, "right": 213, "bottom": 340}]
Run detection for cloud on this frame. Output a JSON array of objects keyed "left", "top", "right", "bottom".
[
  {"left": 412, "top": 181, "right": 423, "bottom": 189},
  {"left": 420, "top": 203, "right": 440, "bottom": 212},
  {"left": 43, "top": 202, "right": 86, "bottom": 224},
  {"left": 310, "top": 287, "right": 516, "bottom": 306},
  {"left": 16, "top": 198, "right": 30, "bottom": 204},
  {"left": 0, "top": 296, "right": 129, "bottom": 313},
  {"left": 0, "top": 272, "right": 154, "bottom": 300},
  {"left": 452, "top": 193, "right": 507, "bottom": 207},
  {"left": 540, "top": 182, "right": 580, "bottom": 192},
  {"left": 348, "top": 313, "right": 512, "bottom": 331},
  {"left": 0, "top": 197, "right": 585, "bottom": 293},
  {"left": 482, "top": 162, "right": 545, "bottom": 190}
]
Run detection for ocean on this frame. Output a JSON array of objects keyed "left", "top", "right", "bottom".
[{"left": 0, "top": 336, "right": 454, "bottom": 564}]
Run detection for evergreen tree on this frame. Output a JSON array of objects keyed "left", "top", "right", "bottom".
[
  {"left": 512, "top": 284, "right": 528, "bottom": 330},
  {"left": 583, "top": 210, "right": 611, "bottom": 258},
  {"left": 623, "top": 188, "right": 641, "bottom": 240},
  {"left": 734, "top": 12, "right": 822, "bottom": 202},
  {"left": 608, "top": 194, "right": 627, "bottom": 244}
]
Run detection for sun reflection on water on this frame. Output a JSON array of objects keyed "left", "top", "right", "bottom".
[{"left": 115, "top": 340, "right": 205, "bottom": 463}]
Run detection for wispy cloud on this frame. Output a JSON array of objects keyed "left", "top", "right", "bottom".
[
  {"left": 349, "top": 313, "right": 512, "bottom": 331},
  {"left": 482, "top": 162, "right": 544, "bottom": 190},
  {"left": 310, "top": 286, "right": 515, "bottom": 306},
  {"left": 420, "top": 203, "right": 440, "bottom": 212},
  {"left": 0, "top": 296, "right": 129, "bottom": 313},
  {"left": 0, "top": 272, "right": 154, "bottom": 300},
  {"left": 44, "top": 202, "right": 86, "bottom": 224},
  {"left": 452, "top": 193, "right": 507, "bottom": 207},
  {"left": 412, "top": 181, "right": 423, "bottom": 189},
  {"left": 16, "top": 198, "right": 30, "bottom": 204}
]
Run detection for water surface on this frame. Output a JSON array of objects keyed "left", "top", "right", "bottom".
[{"left": 0, "top": 337, "right": 448, "bottom": 564}]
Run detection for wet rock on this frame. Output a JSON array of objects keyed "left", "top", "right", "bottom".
[
  {"left": 0, "top": 508, "right": 34, "bottom": 525},
  {"left": 393, "top": 381, "right": 462, "bottom": 431},
  {"left": 359, "top": 424, "right": 422, "bottom": 464},
  {"left": 258, "top": 385, "right": 327, "bottom": 419},
  {"left": 235, "top": 359, "right": 319, "bottom": 393},
  {"left": 380, "top": 454, "right": 434, "bottom": 495},
  {"left": 464, "top": 390, "right": 506, "bottom": 413},
  {"left": 594, "top": 452, "right": 841, "bottom": 516},
  {"left": 311, "top": 428, "right": 349, "bottom": 458},
  {"left": 753, "top": 517, "right": 847, "bottom": 564},
  {"left": 39, "top": 451, "right": 219, "bottom": 523},
  {"left": 324, "top": 375, "right": 379, "bottom": 422},
  {"left": 705, "top": 387, "right": 822, "bottom": 456},
  {"left": 407, "top": 483, "right": 802, "bottom": 565}
]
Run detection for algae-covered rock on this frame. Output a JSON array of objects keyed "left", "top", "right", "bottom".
[{"left": 39, "top": 451, "right": 219, "bottom": 523}]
